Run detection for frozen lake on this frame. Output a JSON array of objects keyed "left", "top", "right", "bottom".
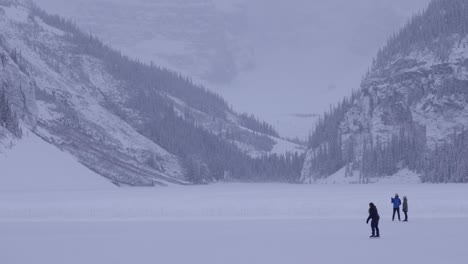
[{"left": 1, "top": 184, "right": 468, "bottom": 264}]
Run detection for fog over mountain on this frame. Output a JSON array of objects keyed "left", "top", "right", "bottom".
[{"left": 34, "top": 0, "right": 430, "bottom": 138}]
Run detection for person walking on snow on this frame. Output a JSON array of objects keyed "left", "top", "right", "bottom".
[
  {"left": 367, "top": 203, "right": 380, "bottom": 238},
  {"left": 402, "top": 196, "right": 408, "bottom": 222},
  {"left": 391, "top": 193, "right": 402, "bottom": 221}
]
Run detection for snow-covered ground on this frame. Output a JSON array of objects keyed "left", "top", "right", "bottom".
[
  {"left": 310, "top": 168, "right": 422, "bottom": 184},
  {"left": 0, "top": 132, "right": 112, "bottom": 191},
  {"left": 1, "top": 183, "right": 467, "bottom": 263}
]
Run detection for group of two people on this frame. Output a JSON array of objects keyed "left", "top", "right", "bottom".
[
  {"left": 366, "top": 194, "right": 409, "bottom": 238},
  {"left": 391, "top": 193, "right": 409, "bottom": 222}
]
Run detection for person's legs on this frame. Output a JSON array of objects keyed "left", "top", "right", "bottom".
[
  {"left": 397, "top": 208, "right": 401, "bottom": 221},
  {"left": 375, "top": 220, "right": 380, "bottom": 237},
  {"left": 392, "top": 208, "right": 397, "bottom": 221},
  {"left": 371, "top": 220, "right": 380, "bottom": 237},
  {"left": 404, "top": 211, "right": 408, "bottom": 221}
]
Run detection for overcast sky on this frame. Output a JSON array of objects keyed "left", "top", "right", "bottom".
[{"left": 34, "top": 0, "right": 431, "bottom": 138}]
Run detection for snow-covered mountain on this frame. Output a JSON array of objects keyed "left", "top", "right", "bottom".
[
  {"left": 33, "top": 0, "right": 431, "bottom": 139},
  {"left": 302, "top": 0, "right": 468, "bottom": 183},
  {"left": 0, "top": 0, "right": 303, "bottom": 186}
]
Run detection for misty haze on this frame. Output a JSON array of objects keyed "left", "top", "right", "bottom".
[
  {"left": 1, "top": 0, "right": 467, "bottom": 264},
  {"left": 34, "top": 0, "right": 431, "bottom": 138}
]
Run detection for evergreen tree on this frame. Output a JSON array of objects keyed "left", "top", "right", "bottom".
[{"left": 0, "top": 89, "right": 21, "bottom": 137}]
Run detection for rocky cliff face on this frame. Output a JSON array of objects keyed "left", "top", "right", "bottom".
[{"left": 302, "top": 0, "right": 468, "bottom": 183}]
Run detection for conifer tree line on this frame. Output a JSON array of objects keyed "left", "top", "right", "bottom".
[
  {"left": 306, "top": 91, "right": 361, "bottom": 178},
  {"left": 28, "top": 5, "right": 304, "bottom": 183},
  {"left": 223, "top": 128, "right": 276, "bottom": 152},
  {"left": 424, "top": 129, "right": 468, "bottom": 183},
  {"left": 133, "top": 88, "right": 304, "bottom": 183},
  {"left": 358, "top": 127, "right": 425, "bottom": 180},
  {"left": 0, "top": 89, "right": 21, "bottom": 137},
  {"left": 238, "top": 113, "right": 279, "bottom": 137}
]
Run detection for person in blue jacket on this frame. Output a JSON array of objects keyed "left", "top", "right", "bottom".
[
  {"left": 366, "top": 203, "right": 380, "bottom": 238},
  {"left": 391, "top": 193, "right": 402, "bottom": 221}
]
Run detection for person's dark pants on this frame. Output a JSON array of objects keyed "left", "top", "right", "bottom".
[
  {"left": 403, "top": 210, "right": 408, "bottom": 221},
  {"left": 371, "top": 219, "right": 380, "bottom": 236},
  {"left": 393, "top": 208, "right": 401, "bottom": 221}
]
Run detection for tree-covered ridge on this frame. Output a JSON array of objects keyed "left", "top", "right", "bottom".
[
  {"left": 24, "top": 4, "right": 303, "bottom": 183},
  {"left": 238, "top": 113, "right": 279, "bottom": 137},
  {"left": 305, "top": 94, "right": 357, "bottom": 179},
  {"left": 374, "top": 0, "right": 468, "bottom": 69}
]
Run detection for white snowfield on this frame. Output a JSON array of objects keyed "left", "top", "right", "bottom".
[
  {"left": 1, "top": 183, "right": 468, "bottom": 264},
  {"left": 0, "top": 132, "right": 112, "bottom": 191}
]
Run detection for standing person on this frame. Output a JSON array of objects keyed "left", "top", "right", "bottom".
[
  {"left": 366, "top": 203, "right": 380, "bottom": 238},
  {"left": 391, "top": 193, "right": 402, "bottom": 221},
  {"left": 403, "top": 196, "right": 409, "bottom": 222}
]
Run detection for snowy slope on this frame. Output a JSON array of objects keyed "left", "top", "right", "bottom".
[
  {"left": 308, "top": 168, "right": 421, "bottom": 184},
  {"left": 0, "top": 132, "right": 112, "bottom": 190},
  {"left": 0, "top": 1, "right": 302, "bottom": 186},
  {"left": 0, "top": 2, "right": 187, "bottom": 185}
]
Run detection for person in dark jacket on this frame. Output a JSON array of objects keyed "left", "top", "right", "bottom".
[
  {"left": 366, "top": 202, "right": 380, "bottom": 238},
  {"left": 402, "top": 196, "right": 408, "bottom": 222},
  {"left": 391, "top": 193, "right": 401, "bottom": 221}
]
